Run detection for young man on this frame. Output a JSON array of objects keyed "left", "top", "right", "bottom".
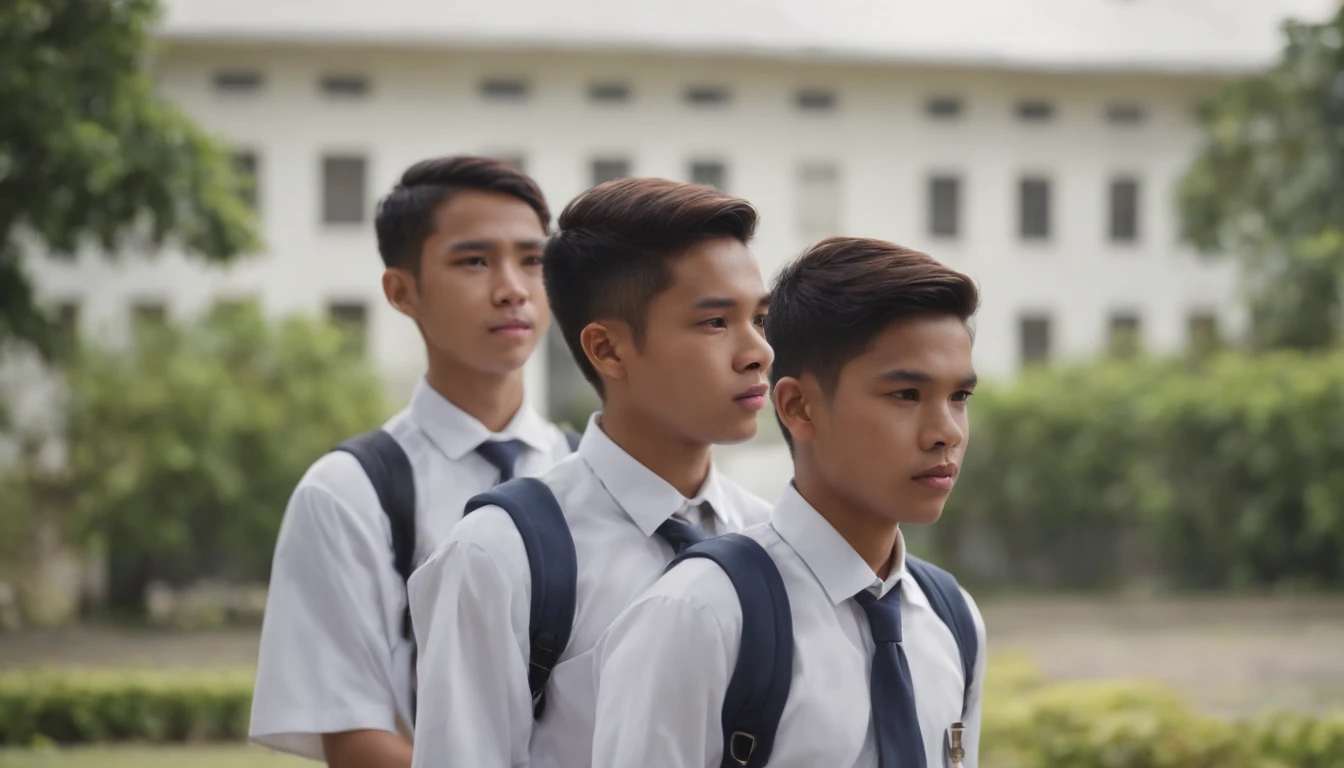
[
  {"left": 250, "top": 157, "right": 575, "bottom": 768},
  {"left": 592, "top": 237, "right": 988, "bottom": 768},
  {"left": 406, "top": 178, "right": 775, "bottom": 768}
]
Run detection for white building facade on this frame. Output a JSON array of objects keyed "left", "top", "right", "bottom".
[{"left": 21, "top": 1, "right": 1338, "bottom": 451}]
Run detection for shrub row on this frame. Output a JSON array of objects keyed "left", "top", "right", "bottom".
[
  {"left": 3, "top": 661, "right": 1342, "bottom": 768},
  {"left": 937, "top": 351, "right": 1344, "bottom": 591}
]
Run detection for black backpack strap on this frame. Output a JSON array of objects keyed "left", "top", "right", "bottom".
[
  {"left": 668, "top": 534, "right": 793, "bottom": 768},
  {"left": 561, "top": 426, "right": 582, "bottom": 452},
  {"left": 463, "top": 477, "right": 577, "bottom": 719},
  {"left": 906, "top": 555, "right": 978, "bottom": 717},
  {"left": 333, "top": 430, "right": 417, "bottom": 641}
]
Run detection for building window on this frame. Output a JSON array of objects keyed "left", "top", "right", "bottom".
[
  {"left": 796, "top": 88, "right": 837, "bottom": 112},
  {"left": 797, "top": 161, "right": 840, "bottom": 241},
  {"left": 480, "top": 78, "right": 530, "bottom": 101},
  {"left": 1016, "top": 99, "right": 1055, "bottom": 122},
  {"left": 213, "top": 70, "right": 262, "bottom": 93},
  {"left": 925, "top": 96, "right": 964, "bottom": 119},
  {"left": 591, "top": 157, "right": 631, "bottom": 187},
  {"left": 1020, "top": 314, "right": 1052, "bottom": 366},
  {"left": 1019, "top": 177, "right": 1052, "bottom": 240},
  {"left": 320, "top": 74, "right": 371, "bottom": 98},
  {"left": 589, "top": 81, "right": 631, "bottom": 104},
  {"left": 49, "top": 300, "right": 80, "bottom": 357},
  {"left": 1106, "top": 103, "right": 1147, "bottom": 125},
  {"left": 685, "top": 85, "right": 730, "bottom": 107},
  {"left": 1108, "top": 311, "right": 1142, "bottom": 357},
  {"left": 1109, "top": 177, "right": 1140, "bottom": 243},
  {"left": 322, "top": 155, "right": 367, "bottom": 224},
  {"left": 232, "top": 151, "right": 259, "bottom": 210},
  {"left": 928, "top": 175, "right": 961, "bottom": 239},
  {"left": 328, "top": 301, "right": 368, "bottom": 356},
  {"left": 1188, "top": 311, "right": 1221, "bottom": 354},
  {"left": 689, "top": 160, "right": 727, "bottom": 191}
]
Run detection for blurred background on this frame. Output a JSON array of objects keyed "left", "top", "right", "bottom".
[{"left": 2, "top": 0, "right": 1344, "bottom": 765}]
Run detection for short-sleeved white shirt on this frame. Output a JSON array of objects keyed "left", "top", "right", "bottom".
[
  {"left": 406, "top": 413, "right": 773, "bottom": 768},
  {"left": 249, "top": 379, "right": 572, "bottom": 761}
]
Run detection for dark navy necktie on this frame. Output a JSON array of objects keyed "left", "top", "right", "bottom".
[
  {"left": 654, "top": 503, "right": 711, "bottom": 555},
  {"left": 475, "top": 439, "right": 525, "bottom": 485},
  {"left": 855, "top": 585, "right": 926, "bottom": 768}
]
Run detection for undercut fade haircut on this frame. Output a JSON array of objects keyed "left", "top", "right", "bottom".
[
  {"left": 374, "top": 156, "right": 550, "bottom": 273},
  {"left": 765, "top": 236, "right": 980, "bottom": 448},
  {"left": 543, "top": 177, "right": 758, "bottom": 397}
]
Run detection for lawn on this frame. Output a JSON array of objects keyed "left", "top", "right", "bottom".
[{"left": 0, "top": 744, "right": 308, "bottom": 767}]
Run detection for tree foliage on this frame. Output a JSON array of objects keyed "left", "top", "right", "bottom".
[
  {"left": 64, "top": 304, "right": 388, "bottom": 610},
  {"left": 1180, "top": 7, "right": 1344, "bottom": 350},
  {"left": 0, "top": 0, "right": 257, "bottom": 355}
]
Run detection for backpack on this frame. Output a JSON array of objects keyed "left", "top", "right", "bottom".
[
  {"left": 331, "top": 426, "right": 581, "bottom": 724},
  {"left": 666, "top": 534, "right": 979, "bottom": 768}
]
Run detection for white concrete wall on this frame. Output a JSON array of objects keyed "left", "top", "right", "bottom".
[{"left": 23, "top": 43, "right": 1248, "bottom": 419}]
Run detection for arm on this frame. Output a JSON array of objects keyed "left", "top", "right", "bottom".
[
  {"left": 250, "top": 457, "right": 411, "bottom": 763},
  {"left": 407, "top": 509, "right": 534, "bottom": 768},
  {"left": 323, "top": 731, "right": 413, "bottom": 768},
  {"left": 592, "top": 563, "right": 740, "bottom": 768},
  {"left": 959, "top": 589, "right": 989, "bottom": 768}
]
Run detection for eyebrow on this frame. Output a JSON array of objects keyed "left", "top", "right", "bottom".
[
  {"left": 448, "top": 239, "right": 544, "bottom": 252},
  {"left": 693, "top": 294, "right": 771, "bottom": 310},
  {"left": 878, "top": 368, "right": 979, "bottom": 388}
]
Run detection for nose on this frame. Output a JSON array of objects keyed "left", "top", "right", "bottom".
[
  {"left": 921, "top": 402, "right": 965, "bottom": 452},
  {"left": 734, "top": 321, "right": 775, "bottom": 374},
  {"left": 492, "top": 260, "right": 529, "bottom": 307}
]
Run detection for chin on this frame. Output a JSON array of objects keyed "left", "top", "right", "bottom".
[
  {"left": 902, "top": 504, "right": 947, "bottom": 527},
  {"left": 712, "top": 416, "right": 759, "bottom": 445}
]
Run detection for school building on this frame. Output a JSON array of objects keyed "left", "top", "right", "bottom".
[{"left": 21, "top": 0, "right": 1337, "bottom": 476}]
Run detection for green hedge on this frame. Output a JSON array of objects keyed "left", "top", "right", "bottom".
[
  {"left": 0, "top": 670, "right": 251, "bottom": 745},
  {"left": 3, "top": 661, "right": 1342, "bottom": 768},
  {"left": 940, "top": 351, "right": 1344, "bottom": 591}
]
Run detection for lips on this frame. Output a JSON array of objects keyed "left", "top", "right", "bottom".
[
  {"left": 733, "top": 383, "right": 769, "bottom": 412},
  {"left": 489, "top": 319, "right": 532, "bottom": 336},
  {"left": 913, "top": 463, "right": 959, "bottom": 491}
]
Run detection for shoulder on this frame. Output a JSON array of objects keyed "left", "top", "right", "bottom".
[{"left": 283, "top": 451, "right": 386, "bottom": 536}]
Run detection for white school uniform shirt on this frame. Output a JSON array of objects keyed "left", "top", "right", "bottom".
[
  {"left": 406, "top": 413, "right": 772, "bottom": 768},
  {"left": 249, "top": 379, "right": 572, "bottom": 761},
  {"left": 591, "top": 481, "right": 988, "bottom": 768}
]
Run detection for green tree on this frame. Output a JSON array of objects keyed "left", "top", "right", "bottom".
[
  {"left": 66, "top": 304, "right": 388, "bottom": 611},
  {"left": 0, "top": 0, "right": 257, "bottom": 356},
  {"left": 1179, "top": 6, "right": 1344, "bottom": 350}
]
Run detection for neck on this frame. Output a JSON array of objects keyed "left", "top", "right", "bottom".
[
  {"left": 599, "top": 396, "right": 713, "bottom": 499},
  {"left": 793, "top": 456, "right": 900, "bottom": 580},
  {"left": 424, "top": 355, "right": 525, "bottom": 433}
]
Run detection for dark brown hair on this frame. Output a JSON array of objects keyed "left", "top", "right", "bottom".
[
  {"left": 374, "top": 156, "right": 550, "bottom": 272},
  {"left": 543, "top": 177, "right": 758, "bottom": 395},
  {"left": 766, "top": 237, "right": 980, "bottom": 445}
]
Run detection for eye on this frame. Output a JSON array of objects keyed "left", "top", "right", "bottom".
[
  {"left": 890, "top": 389, "right": 919, "bottom": 401},
  {"left": 753, "top": 313, "right": 767, "bottom": 328},
  {"left": 700, "top": 317, "right": 728, "bottom": 329},
  {"left": 456, "top": 256, "right": 487, "bottom": 267},
  {"left": 952, "top": 390, "right": 975, "bottom": 402},
  {"left": 521, "top": 255, "right": 543, "bottom": 267}
]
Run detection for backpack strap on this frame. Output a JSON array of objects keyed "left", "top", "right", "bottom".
[
  {"left": 463, "top": 477, "right": 577, "bottom": 719},
  {"left": 905, "top": 555, "right": 978, "bottom": 717},
  {"left": 668, "top": 534, "right": 793, "bottom": 768},
  {"left": 333, "top": 430, "right": 417, "bottom": 641},
  {"left": 561, "top": 426, "right": 582, "bottom": 452}
]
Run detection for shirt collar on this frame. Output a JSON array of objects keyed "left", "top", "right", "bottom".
[
  {"left": 577, "top": 412, "right": 732, "bottom": 537},
  {"left": 772, "top": 481, "right": 908, "bottom": 605},
  {"left": 408, "top": 378, "right": 554, "bottom": 461}
]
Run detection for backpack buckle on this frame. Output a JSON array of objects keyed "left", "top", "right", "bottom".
[{"left": 728, "top": 731, "right": 757, "bottom": 765}]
